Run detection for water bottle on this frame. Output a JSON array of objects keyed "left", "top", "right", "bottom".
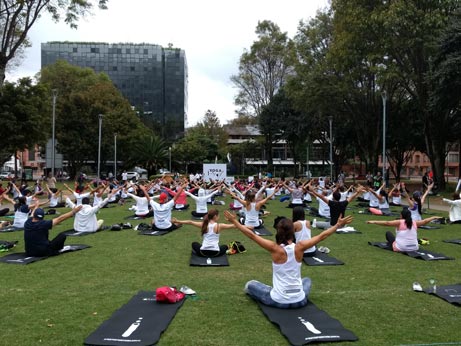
[
  {"left": 312, "top": 219, "right": 317, "bottom": 228},
  {"left": 429, "top": 278, "right": 436, "bottom": 293},
  {"left": 206, "top": 258, "right": 212, "bottom": 265}
]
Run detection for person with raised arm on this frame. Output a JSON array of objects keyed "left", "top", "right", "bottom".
[
  {"left": 172, "top": 209, "right": 235, "bottom": 257},
  {"left": 24, "top": 205, "right": 83, "bottom": 257},
  {"left": 227, "top": 185, "right": 280, "bottom": 230},
  {"left": 367, "top": 208, "right": 441, "bottom": 252},
  {"left": 224, "top": 210, "right": 353, "bottom": 308}
]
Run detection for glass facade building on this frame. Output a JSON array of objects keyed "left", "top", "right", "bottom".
[{"left": 41, "top": 42, "right": 188, "bottom": 139}]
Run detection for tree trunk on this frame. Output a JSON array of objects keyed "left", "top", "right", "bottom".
[{"left": 0, "top": 61, "right": 6, "bottom": 89}]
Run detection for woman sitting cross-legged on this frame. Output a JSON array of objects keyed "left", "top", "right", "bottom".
[
  {"left": 367, "top": 207, "right": 442, "bottom": 252},
  {"left": 172, "top": 209, "right": 235, "bottom": 257},
  {"left": 224, "top": 209, "right": 353, "bottom": 309}
]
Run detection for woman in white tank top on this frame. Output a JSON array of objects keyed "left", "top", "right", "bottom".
[
  {"left": 224, "top": 210, "right": 353, "bottom": 308},
  {"left": 173, "top": 209, "right": 235, "bottom": 257},
  {"left": 367, "top": 208, "right": 442, "bottom": 251},
  {"left": 227, "top": 186, "right": 279, "bottom": 230},
  {"left": 292, "top": 206, "right": 316, "bottom": 255}
]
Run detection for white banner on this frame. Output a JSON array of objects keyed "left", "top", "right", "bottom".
[{"left": 203, "top": 164, "right": 227, "bottom": 182}]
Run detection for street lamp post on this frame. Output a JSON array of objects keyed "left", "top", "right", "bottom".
[
  {"left": 97, "top": 114, "right": 103, "bottom": 182},
  {"left": 382, "top": 91, "right": 387, "bottom": 182},
  {"left": 168, "top": 146, "right": 172, "bottom": 172},
  {"left": 51, "top": 89, "right": 58, "bottom": 177},
  {"left": 114, "top": 133, "right": 117, "bottom": 179},
  {"left": 328, "top": 116, "right": 333, "bottom": 180}
]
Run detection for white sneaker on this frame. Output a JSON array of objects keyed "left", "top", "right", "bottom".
[
  {"left": 413, "top": 282, "right": 423, "bottom": 292},
  {"left": 179, "top": 285, "right": 196, "bottom": 295}
]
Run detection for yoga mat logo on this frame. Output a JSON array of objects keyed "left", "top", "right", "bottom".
[
  {"left": 122, "top": 317, "right": 143, "bottom": 337},
  {"left": 298, "top": 316, "right": 321, "bottom": 334}
]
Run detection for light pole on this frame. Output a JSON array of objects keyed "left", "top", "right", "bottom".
[
  {"left": 114, "top": 133, "right": 117, "bottom": 179},
  {"left": 97, "top": 114, "right": 103, "bottom": 182},
  {"left": 306, "top": 137, "right": 310, "bottom": 179},
  {"left": 328, "top": 116, "right": 333, "bottom": 180},
  {"left": 381, "top": 91, "right": 387, "bottom": 181},
  {"left": 168, "top": 146, "right": 172, "bottom": 172},
  {"left": 51, "top": 89, "right": 58, "bottom": 177}
]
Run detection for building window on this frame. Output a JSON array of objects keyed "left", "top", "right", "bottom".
[
  {"left": 117, "top": 48, "right": 122, "bottom": 54},
  {"left": 112, "top": 66, "right": 118, "bottom": 71},
  {"left": 28, "top": 149, "right": 35, "bottom": 161},
  {"left": 90, "top": 47, "right": 100, "bottom": 53},
  {"left": 126, "top": 48, "right": 131, "bottom": 54},
  {"left": 73, "top": 47, "right": 78, "bottom": 53},
  {"left": 143, "top": 49, "right": 148, "bottom": 54},
  {"left": 130, "top": 66, "right": 135, "bottom": 71}
]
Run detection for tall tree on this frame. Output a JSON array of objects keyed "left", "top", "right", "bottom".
[
  {"left": 377, "top": 0, "right": 460, "bottom": 190},
  {"left": 0, "top": 0, "right": 108, "bottom": 87},
  {"left": 125, "top": 135, "right": 168, "bottom": 176},
  {"left": 0, "top": 78, "right": 49, "bottom": 174},
  {"left": 231, "top": 20, "right": 293, "bottom": 172},
  {"left": 39, "top": 60, "right": 149, "bottom": 178}
]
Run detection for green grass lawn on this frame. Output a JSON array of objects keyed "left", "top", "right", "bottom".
[{"left": 1, "top": 193, "right": 460, "bottom": 346}]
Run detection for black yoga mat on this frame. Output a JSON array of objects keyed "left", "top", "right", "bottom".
[
  {"left": 443, "top": 239, "right": 461, "bottom": 245},
  {"left": 139, "top": 229, "right": 170, "bottom": 236},
  {"left": 303, "top": 252, "right": 344, "bottom": 266},
  {"left": 368, "top": 242, "right": 454, "bottom": 261},
  {"left": 419, "top": 225, "right": 441, "bottom": 230},
  {"left": 421, "top": 284, "right": 461, "bottom": 306},
  {"left": 253, "top": 226, "right": 272, "bottom": 236},
  {"left": 0, "top": 244, "right": 90, "bottom": 265},
  {"left": 190, "top": 252, "right": 229, "bottom": 266},
  {"left": 64, "top": 229, "right": 103, "bottom": 236},
  {"left": 0, "top": 226, "right": 23, "bottom": 233},
  {"left": 257, "top": 300, "right": 358, "bottom": 345},
  {"left": 84, "top": 290, "right": 185, "bottom": 346}
]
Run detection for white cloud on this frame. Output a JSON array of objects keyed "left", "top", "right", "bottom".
[{"left": 6, "top": 0, "right": 329, "bottom": 126}]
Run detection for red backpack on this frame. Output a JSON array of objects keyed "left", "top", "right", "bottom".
[{"left": 155, "top": 286, "right": 185, "bottom": 303}]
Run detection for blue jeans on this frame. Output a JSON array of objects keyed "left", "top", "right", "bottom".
[{"left": 244, "top": 277, "right": 312, "bottom": 309}]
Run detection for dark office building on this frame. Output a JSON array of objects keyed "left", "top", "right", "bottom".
[{"left": 41, "top": 42, "right": 188, "bottom": 139}]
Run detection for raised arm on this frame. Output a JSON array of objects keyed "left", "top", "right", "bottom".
[
  {"left": 307, "top": 186, "right": 329, "bottom": 204},
  {"left": 63, "top": 183, "right": 74, "bottom": 194},
  {"left": 52, "top": 205, "right": 83, "bottom": 226},
  {"left": 347, "top": 185, "right": 365, "bottom": 203},
  {"left": 256, "top": 186, "right": 280, "bottom": 208},
  {"left": 171, "top": 217, "right": 202, "bottom": 228},
  {"left": 224, "top": 210, "right": 278, "bottom": 253},
  {"left": 415, "top": 216, "right": 442, "bottom": 227},
  {"left": 297, "top": 215, "right": 353, "bottom": 251},
  {"left": 366, "top": 219, "right": 401, "bottom": 227},
  {"left": 420, "top": 182, "right": 434, "bottom": 204}
]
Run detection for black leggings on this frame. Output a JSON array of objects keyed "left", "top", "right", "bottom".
[
  {"left": 191, "top": 211, "right": 207, "bottom": 218},
  {"left": 0, "top": 207, "right": 9, "bottom": 216},
  {"left": 192, "top": 242, "right": 228, "bottom": 257},
  {"left": 385, "top": 231, "right": 395, "bottom": 248}
]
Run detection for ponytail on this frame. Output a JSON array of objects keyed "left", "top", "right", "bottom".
[
  {"left": 201, "top": 209, "right": 219, "bottom": 235},
  {"left": 401, "top": 208, "right": 413, "bottom": 229},
  {"left": 201, "top": 214, "right": 210, "bottom": 236}
]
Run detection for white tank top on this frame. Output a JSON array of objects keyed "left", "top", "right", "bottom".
[
  {"left": 394, "top": 220, "right": 418, "bottom": 252},
  {"left": 200, "top": 222, "right": 220, "bottom": 251},
  {"left": 270, "top": 243, "right": 305, "bottom": 304},
  {"left": 244, "top": 202, "right": 259, "bottom": 227},
  {"left": 409, "top": 202, "right": 422, "bottom": 221},
  {"left": 49, "top": 194, "right": 60, "bottom": 207},
  {"left": 295, "top": 220, "right": 316, "bottom": 253}
]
